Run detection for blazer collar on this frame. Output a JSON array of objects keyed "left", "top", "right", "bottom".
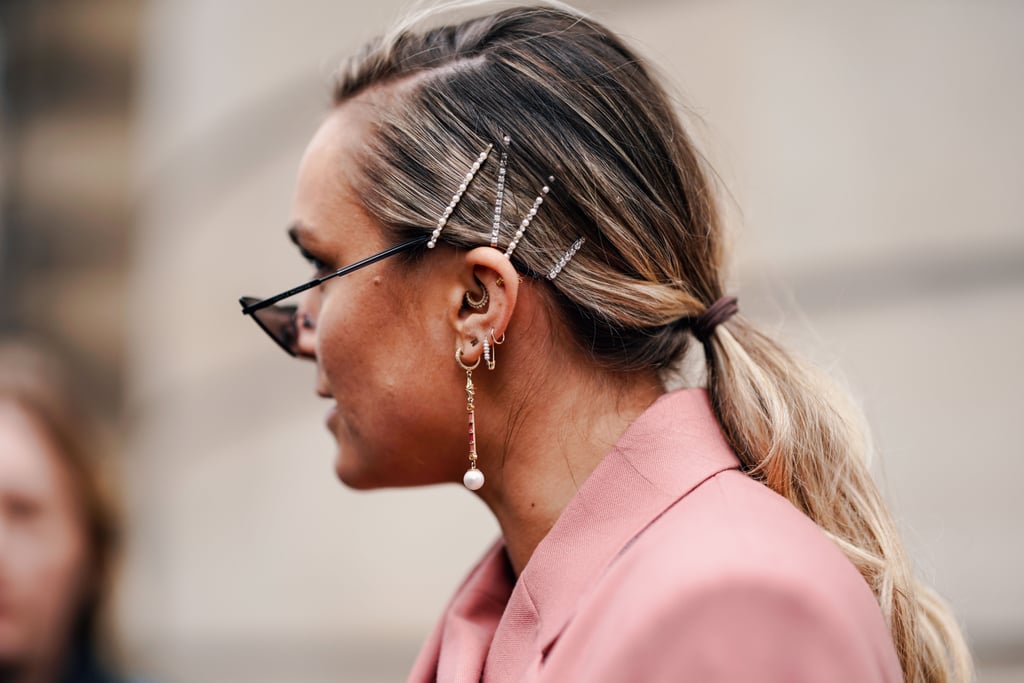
[{"left": 498, "top": 388, "right": 741, "bottom": 662}]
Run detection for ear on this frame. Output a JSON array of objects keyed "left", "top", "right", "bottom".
[{"left": 451, "top": 247, "right": 520, "bottom": 364}]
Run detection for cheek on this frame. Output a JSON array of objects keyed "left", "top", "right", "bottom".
[
  {"left": 0, "top": 514, "right": 88, "bottom": 658},
  {"left": 314, "top": 279, "right": 471, "bottom": 484},
  {"left": 314, "top": 289, "right": 382, "bottom": 389}
]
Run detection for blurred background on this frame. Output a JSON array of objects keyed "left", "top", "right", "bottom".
[{"left": 0, "top": 0, "right": 1021, "bottom": 681}]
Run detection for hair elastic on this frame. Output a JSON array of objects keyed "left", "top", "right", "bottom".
[{"left": 692, "top": 296, "right": 739, "bottom": 343}]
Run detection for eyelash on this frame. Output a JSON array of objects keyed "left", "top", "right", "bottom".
[{"left": 300, "top": 248, "right": 331, "bottom": 275}]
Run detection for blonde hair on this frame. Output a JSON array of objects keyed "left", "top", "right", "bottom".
[{"left": 331, "top": 4, "right": 973, "bottom": 680}]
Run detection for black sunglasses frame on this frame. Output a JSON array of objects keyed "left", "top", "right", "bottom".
[{"left": 239, "top": 235, "right": 429, "bottom": 355}]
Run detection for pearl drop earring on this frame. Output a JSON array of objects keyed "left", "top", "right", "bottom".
[{"left": 456, "top": 347, "right": 484, "bottom": 491}]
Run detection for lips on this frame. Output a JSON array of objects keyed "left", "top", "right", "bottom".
[{"left": 325, "top": 403, "right": 338, "bottom": 429}]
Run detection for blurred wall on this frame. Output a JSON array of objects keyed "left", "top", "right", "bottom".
[
  {"left": 101, "top": 0, "right": 1024, "bottom": 681},
  {"left": 0, "top": 0, "right": 139, "bottom": 413}
]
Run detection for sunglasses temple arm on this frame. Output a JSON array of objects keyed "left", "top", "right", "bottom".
[
  {"left": 241, "top": 279, "right": 321, "bottom": 314},
  {"left": 240, "top": 236, "right": 429, "bottom": 316}
]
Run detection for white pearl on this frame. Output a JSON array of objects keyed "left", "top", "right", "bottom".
[{"left": 463, "top": 468, "right": 485, "bottom": 490}]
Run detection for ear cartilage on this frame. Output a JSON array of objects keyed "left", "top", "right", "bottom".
[
  {"left": 428, "top": 144, "right": 494, "bottom": 249},
  {"left": 504, "top": 176, "right": 554, "bottom": 260},
  {"left": 547, "top": 237, "right": 585, "bottom": 280}
]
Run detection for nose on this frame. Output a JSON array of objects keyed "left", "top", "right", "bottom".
[
  {"left": 294, "top": 312, "right": 317, "bottom": 359},
  {"left": 294, "top": 299, "right": 318, "bottom": 360}
]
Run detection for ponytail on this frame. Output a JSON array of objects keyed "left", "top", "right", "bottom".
[{"left": 704, "top": 316, "right": 974, "bottom": 683}]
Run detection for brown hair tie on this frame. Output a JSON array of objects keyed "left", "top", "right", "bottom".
[{"left": 691, "top": 296, "right": 739, "bottom": 343}]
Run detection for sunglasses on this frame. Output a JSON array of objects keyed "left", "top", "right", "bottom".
[{"left": 238, "top": 235, "right": 429, "bottom": 356}]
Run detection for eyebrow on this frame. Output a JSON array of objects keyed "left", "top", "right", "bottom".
[
  {"left": 287, "top": 221, "right": 307, "bottom": 247},
  {"left": 287, "top": 222, "right": 322, "bottom": 263}
]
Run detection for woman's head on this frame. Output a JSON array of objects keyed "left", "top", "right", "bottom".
[
  {"left": 289, "top": 5, "right": 728, "bottom": 489},
  {"left": 0, "top": 343, "right": 118, "bottom": 679},
  {"left": 331, "top": 5, "right": 727, "bottom": 374},
  {"left": 289, "top": 99, "right": 523, "bottom": 490}
]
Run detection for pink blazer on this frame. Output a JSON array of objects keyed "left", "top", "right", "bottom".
[{"left": 409, "top": 389, "right": 903, "bottom": 682}]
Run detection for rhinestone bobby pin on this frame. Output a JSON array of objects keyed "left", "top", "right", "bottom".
[
  {"left": 504, "top": 176, "right": 554, "bottom": 260},
  {"left": 428, "top": 144, "right": 494, "bottom": 249},
  {"left": 490, "top": 136, "right": 510, "bottom": 247},
  {"left": 547, "top": 237, "right": 586, "bottom": 280},
  {"left": 427, "top": 137, "right": 567, "bottom": 271}
]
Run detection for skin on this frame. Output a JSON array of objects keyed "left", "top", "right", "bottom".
[
  {"left": 291, "top": 97, "right": 665, "bottom": 575},
  {"left": 0, "top": 400, "right": 88, "bottom": 683}
]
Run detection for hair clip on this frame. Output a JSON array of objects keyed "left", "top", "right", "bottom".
[
  {"left": 504, "top": 176, "right": 554, "bottom": 260},
  {"left": 490, "top": 136, "right": 510, "bottom": 247},
  {"left": 547, "top": 237, "right": 585, "bottom": 280},
  {"left": 428, "top": 144, "right": 494, "bottom": 249}
]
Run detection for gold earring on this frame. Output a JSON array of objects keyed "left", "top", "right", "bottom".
[
  {"left": 490, "top": 328, "right": 506, "bottom": 346},
  {"left": 456, "top": 347, "right": 484, "bottom": 490},
  {"left": 464, "top": 285, "right": 489, "bottom": 310}
]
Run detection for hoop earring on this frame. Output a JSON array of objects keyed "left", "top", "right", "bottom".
[
  {"left": 456, "top": 347, "right": 484, "bottom": 490},
  {"left": 464, "top": 285, "right": 489, "bottom": 311},
  {"left": 490, "top": 328, "right": 506, "bottom": 346}
]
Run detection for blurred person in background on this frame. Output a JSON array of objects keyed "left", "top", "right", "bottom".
[
  {"left": 240, "top": 3, "right": 973, "bottom": 681},
  {"left": 0, "top": 342, "right": 131, "bottom": 683}
]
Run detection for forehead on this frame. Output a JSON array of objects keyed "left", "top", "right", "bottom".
[
  {"left": 292, "top": 100, "right": 384, "bottom": 244},
  {"left": 0, "top": 400, "right": 69, "bottom": 498},
  {"left": 297, "top": 103, "right": 368, "bottom": 190}
]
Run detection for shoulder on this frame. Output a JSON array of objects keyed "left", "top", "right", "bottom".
[{"left": 542, "top": 470, "right": 903, "bottom": 682}]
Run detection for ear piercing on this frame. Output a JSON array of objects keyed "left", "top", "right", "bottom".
[
  {"left": 428, "top": 144, "right": 494, "bottom": 249},
  {"left": 456, "top": 347, "right": 484, "bottom": 491},
  {"left": 464, "top": 285, "right": 489, "bottom": 310},
  {"left": 483, "top": 338, "right": 495, "bottom": 371}
]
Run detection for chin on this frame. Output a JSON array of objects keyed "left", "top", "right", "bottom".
[
  {"left": 334, "top": 462, "right": 378, "bottom": 490},
  {"left": 332, "top": 446, "right": 453, "bottom": 490},
  {"left": 0, "top": 625, "right": 27, "bottom": 663},
  {"left": 332, "top": 446, "right": 400, "bottom": 490},
  {"left": 331, "top": 450, "right": 369, "bottom": 489}
]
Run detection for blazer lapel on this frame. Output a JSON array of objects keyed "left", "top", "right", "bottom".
[
  {"left": 409, "top": 540, "right": 515, "bottom": 683},
  {"left": 484, "top": 389, "right": 740, "bottom": 681}
]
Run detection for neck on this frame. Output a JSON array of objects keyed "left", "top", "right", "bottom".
[{"left": 474, "top": 336, "right": 663, "bottom": 576}]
